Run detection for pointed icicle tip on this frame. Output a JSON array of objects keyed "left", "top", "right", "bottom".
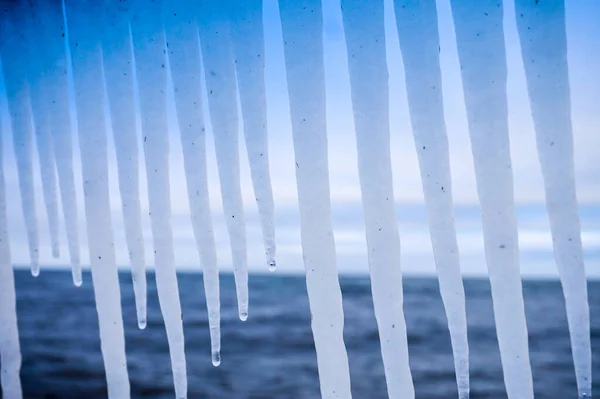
[
  {"left": 268, "top": 259, "right": 276, "bottom": 272},
  {"left": 31, "top": 266, "right": 40, "bottom": 277},
  {"left": 138, "top": 317, "right": 147, "bottom": 330},
  {"left": 73, "top": 273, "right": 83, "bottom": 287}
]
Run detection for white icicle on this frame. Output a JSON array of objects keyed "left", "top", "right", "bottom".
[
  {"left": 0, "top": 10, "right": 40, "bottom": 276},
  {"left": 64, "top": 2, "right": 130, "bottom": 397},
  {"left": 164, "top": 0, "right": 221, "bottom": 366},
  {"left": 229, "top": 0, "right": 277, "bottom": 271},
  {"left": 30, "top": 105, "right": 60, "bottom": 259},
  {"left": 341, "top": 1, "right": 414, "bottom": 398},
  {"left": 393, "top": 1, "right": 469, "bottom": 397},
  {"left": 514, "top": 2, "right": 591, "bottom": 397},
  {"left": 278, "top": 1, "right": 352, "bottom": 397},
  {"left": 0, "top": 84, "right": 23, "bottom": 399},
  {"left": 130, "top": 0, "right": 187, "bottom": 396},
  {"left": 449, "top": 1, "right": 533, "bottom": 398},
  {"left": 35, "top": 0, "right": 82, "bottom": 285},
  {"left": 25, "top": 12, "right": 61, "bottom": 260},
  {"left": 101, "top": 0, "right": 148, "bottom": 330},
  {"left": 198, "top": 0, "right": 249, "bottom": 321}
]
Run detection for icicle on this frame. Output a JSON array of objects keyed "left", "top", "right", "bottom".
[
  {"left": 25, "top": 11, "right": 61, "bottom": 260},
  {"left": 449, "top": 1, "right": 533, "bottom": 397},
  {"left": 393, "top": 1, "right": 469, "bottom": 397},
  {"left": 341, "top": 1, "right": 414, "bottom": 398},
  {"left": 198, "top": 0, "right": 249, "bottom": 321},
  {"left": 164, "top": 0, "right": 221, "bottom": 367},
  {"left": 101, "top": 0, "right": 148, "bottom": 330},
  {"left": 129, "top": 0, "right": 187, "bottom": 396},
  {"left": 0, "top": 89, "right": 23, "bottom": 399},
  {"left": 64, "top": 1, "right": 130, "bottom": 397},
  {"left": 514, "top": 2, "right": 591, "bottom": 397},
  {"left": 278, "top": 1, "right": 352, "bottom": 397},
  {"left": 30, "top": 104, "right": 60, "bottom": 259},
  {"left": 0, "top": 168, "right": 22, "bottom": 399},
  {"left": 35, "top": 0, "right": 82, "bottom": 285},
  {"left": 0, "top": 7, "right": 40, "bottom": 276},
  {"left": 229, "top": 0, "right": 277, "bottom": 271}
]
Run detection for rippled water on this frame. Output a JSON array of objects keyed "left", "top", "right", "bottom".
[{"left": 5, "top": 270, "right": 599, "bottom": 398}]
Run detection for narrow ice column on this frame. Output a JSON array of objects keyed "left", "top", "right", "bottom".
[
  {"left": 341, "top": 1, "right": 413, "bottom": 398},
  {"left": 25, "top": 12, "right": 61, "bottom": 260},
  {"left": 64, "top": 2, "right": 130, "bottom": 397},
  {"left": 0, "top": 10, "right": 40, "bottom": 275},
  {"left": 198, "top": 0, "right": 249, "bottom": 320},
  {"left": 164, "top": 0, "right": 221, "bottom": 366},
  {"left": 393, "top": 1, "right": 469, "bottom": 396},
  {"left": 229, "top": 0, "right": 277, "bottom": 271},
  {"left": 278, "top": 1, "right": 352, "bottom": 397},
  {"left": 29, "top": 104, "right": 60, "bottom": 259},
  {"left": 449, "top": 1, "right": 533, "bottom": 397},
  {"left": 514, "top": 2, "right": 591, "bottom": 396},
  {"left": 101, "top": 0, "right": 148, "bottom": 330},
  {"left": 0, "top": 98, "right": 23, "bottom": 399},
  {"left": 130, "top": 1, "right": 187, "bottom": 396},
  {"left": 35, "top": 0, "right": 82, "bottom": 285}
]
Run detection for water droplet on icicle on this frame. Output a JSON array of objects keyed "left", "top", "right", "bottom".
[
  {"left": 73, "top": 270, "right": 83, "bottom": 287},
  {"left": 211, "top": 350, "right": 221, "bottom": 367}
]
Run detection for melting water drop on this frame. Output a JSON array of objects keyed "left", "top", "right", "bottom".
[
  {"left": 73, "top": 273, "right": 83, "bottom": 287},
  {"left": 268, "top": 260, "right": 276, "bottom": 272},
  {"left": 31, "top": 268, "right": 40, "bottom": 277},
  {"left": 239, "top": 310, "right": 248, "bottom": 322},
  {"left": 212, "top": 350, "right": 221, "bottom": 367},
  {"left": 138, "top": 317, "right": 147, "bottom": 330}
]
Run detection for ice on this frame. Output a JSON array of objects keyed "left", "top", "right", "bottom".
[
  {"left": 0, "top": 82, "right": 23, "bottom": 399},
  {"left": 198, "top": 0, "right": 249, "bottom": 321},
  {"left": 278, "top": 0, "right": 352, "bottom": 397},
  {"left": 0, "top": 1, "right": 594, "bottom": 397},
  {"left": 449, "top": 1, "right": 533, "bottom": 397},
  {"left": 129, "top": 0, "right": 188, "bottom": 396},
  {"left": 229, "top": 0, "right": 277, "bottom": 271},
  {"left": 164, "top": 0, "right": 221, "bottom": 365},
  {"left": 26, "top": 17, "right": 60, "bottom": 260},
  {"left": 341, "top": 1, "right": 414, "bottom": 398},
  {"left": 393, "top": 1, "right": 469, "bottom": 396},
  {"left": 0, "top": 8, "right": 40, "bottom": 276},
  {"left": 30, "top": 100, "right": 60, "bottom": 260},
  {"left": 32, "top": 0, "right": 82, "bottom": 285},
  {"left": 64, "top": 1, "right": 130, "bottom": 397},
  {"left": 514, "top": 1, "right": 591, "bottom": 396},
  {"left": 101, "top": 0, "right": 148, "bottom": 330}
]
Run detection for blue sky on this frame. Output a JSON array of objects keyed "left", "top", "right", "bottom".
[{"left": 1, "top": 0, "right": 598, "bottom": 277}]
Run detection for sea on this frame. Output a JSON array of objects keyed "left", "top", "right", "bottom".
[{"left": 6, "top": 269, "right": 600, "bottom": 398}]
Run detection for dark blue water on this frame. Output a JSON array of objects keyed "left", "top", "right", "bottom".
[{"left": 6, "top": 270, "right": 599, "bottom": 398}]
